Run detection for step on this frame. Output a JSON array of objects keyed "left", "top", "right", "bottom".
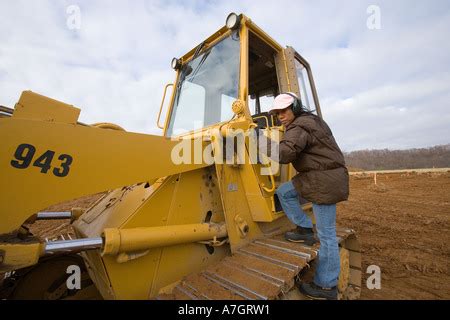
[{"left": 156, "top": 228, "right": 356, "bottom": 300}]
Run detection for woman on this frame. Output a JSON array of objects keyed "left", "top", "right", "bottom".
[{"left": 269, "top": 92, "right": 349, "bottom": 300}]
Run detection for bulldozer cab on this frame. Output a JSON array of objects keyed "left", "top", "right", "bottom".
[
  {"left": 163, "top": 14, "right": 322, "bottom": 137},
  {"left": 161, "top": 14, "right": 323, "bottom": 212}
]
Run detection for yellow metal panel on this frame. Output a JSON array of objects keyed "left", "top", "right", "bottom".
[
  {"left": 102, "top": 249, "right": 162, "bottom": 299},
  {"left": 13, "top": 91, "right": 80, "bottom": 124},
  {"left": 150, "top": 243, "right": 229, "bottom": 297},
  {"left": 0, "top": 117, "right": 209, "bottom": 234},
  {"left": 284, "top": 47, "right": 301, "bottom": 97},
  {"left": 214, "top": 163, "right": 263, "bottom": 252},
  {"left": 0, "top": 242, "right": 44, "bottom": 272},
  {"left": 239, "top": 22, "right": 249, "bottom": 107},
  {"left": 180, "top": 27, "right": 231, "bottom": 63},
  {"left": 238, "top": 151, "right": 278, "bottom": 222},
  {"left": 74, "top": 182, "right": 160, "bottom": 238},
  {"left": 244, "top": 16, "right": 283, "bottom": 52},
  {"left": 148, "top": 169, "right": 228, "bottom": 296},
  {"left": 274, "top": 51, "right": 290, "bottom": 95},
  {"left": 92, "top": 176, "right": 179, "bottom": 299},
  {"left": 82, "top": 168, "right": 230, "bottom": 299},
  {"left": 80, "top": 250, "right": 115, "bottom": 299},
  {"left": 74, "top": 177, "right": 174, "bottom": 241}
]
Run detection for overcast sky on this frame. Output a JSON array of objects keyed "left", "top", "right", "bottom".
[{"left": 0, "top": 0, "right": 449, "bottom": 151}]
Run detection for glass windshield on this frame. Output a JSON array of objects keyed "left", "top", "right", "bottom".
[
  {"left": 295, "top": 59, "right": 317, "bottom": 114},
  {"left": 167, "top": 32, "right": 241, "bottom": 136}
]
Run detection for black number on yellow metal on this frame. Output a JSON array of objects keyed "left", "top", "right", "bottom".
[
  {"left": 33, "top": 150, "right": 55, "bottom": 173},
  {"left": 11, "top": 144, "right": 73, "bottom": 177},
  {"left": 11, "top": 144, "right": 36, "bottom": 169},
  {"left": 53, "top": 154, "right": 73, "bottom": 178}
]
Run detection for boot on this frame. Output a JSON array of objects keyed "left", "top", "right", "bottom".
[
  {"left": 284, "top": 226, "right": 316, "bottom": 244},
  {"left": 299, "top": 282, "right": 338, "bottom": 300}
]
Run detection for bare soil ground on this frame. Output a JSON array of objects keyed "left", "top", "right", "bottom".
[
  {"left": 27, "top": 193, "right": 104, "bottom": 240},
  {"left": 337, "top": 172, "right": 450, "bottom": 299},
  {"left": 28, "top": 173, "right": 450, "bottom": 299}
]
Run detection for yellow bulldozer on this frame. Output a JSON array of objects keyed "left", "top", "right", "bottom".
[{"left": 0, "top": 13, "right": 361, "bottom": 300}]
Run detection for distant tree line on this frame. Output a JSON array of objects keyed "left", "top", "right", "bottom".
[{"left": 344, "top": 144, "right": 450, "bottom": 170}]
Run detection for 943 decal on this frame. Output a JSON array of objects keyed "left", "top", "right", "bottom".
[{"left": 10, "top": 143, "right": 73, "bottom": 178}]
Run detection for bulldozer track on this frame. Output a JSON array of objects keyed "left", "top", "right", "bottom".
[{"left": 157, "top": 227, "right": 359, "bottom": 300}]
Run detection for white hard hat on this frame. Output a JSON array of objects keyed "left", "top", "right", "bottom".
[{"left": 270, "top": 92, "right": 298, "bottom": 113}]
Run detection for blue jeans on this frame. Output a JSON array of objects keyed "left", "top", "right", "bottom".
[{"left": 276, "top": 181, "right": 340, "bottom": 288}]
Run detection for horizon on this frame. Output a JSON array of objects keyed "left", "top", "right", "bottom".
[{"left": 342, "top": 142, "right": 450, "bottom": 153}]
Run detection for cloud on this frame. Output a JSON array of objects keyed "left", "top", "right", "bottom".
[
  {"left": 322, "top": 73, "right": 450, "bottom": 150},
  {"left": 0, "top": 0, "right": 449, "bottom": 150}
]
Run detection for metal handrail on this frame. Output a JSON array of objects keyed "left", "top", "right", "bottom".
[
  {"left": 157, "top": 83, "right": 174, "bottom": 129},
  {"left": 259, "top": 152, "right": 276, "bottom": 193}
]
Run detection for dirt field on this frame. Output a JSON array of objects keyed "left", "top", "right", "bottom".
[
  {"left": 27, "top": 193, "right": 105, "bottom": 241},
  {"left": 28, "top": 172, "right": 450, "bottom": 300},
  {"left": 337, "top": 172, "right": 450, "bottom": 299}
]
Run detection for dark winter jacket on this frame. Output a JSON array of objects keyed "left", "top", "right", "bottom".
[{"left": 279, "top": 114, "right": 349, "bottom": 204}]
